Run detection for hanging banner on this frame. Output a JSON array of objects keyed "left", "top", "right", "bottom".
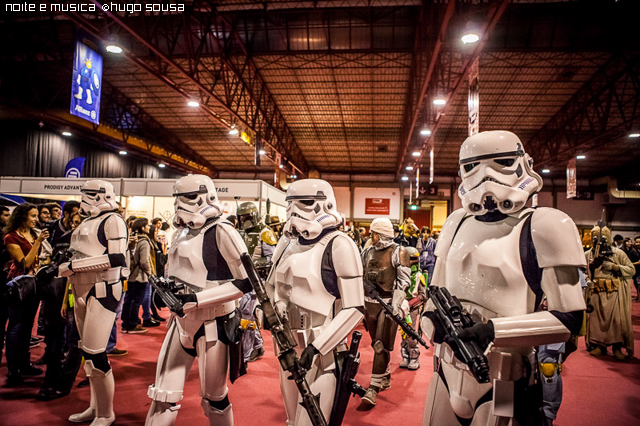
[
  {"left": 255, "top": 136, "right": 261, "bottom": 167},
  {"left": 468, "top": 57, "right": 479, "bottom": 137},
  {"left": 429, "top": 147, "right": 434, "bottom": 184},
  {"left": 70, "top": 31, "right": 102, "bottom": 125},
  {"left": 566, "top": 159, "right": 577, "bottom": 198},
  {"left": 415, "top": 168, "right": 420, "bottom": 199},
  {"left": 64, "top": 157, "right": 86, "bottom": 178}
]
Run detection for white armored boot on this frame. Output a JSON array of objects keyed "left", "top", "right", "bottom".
[
  {"left": 202, "top": 399, "right": 234, "bottom": 426},
  {"left": 69, "top": 377, "right": 97, "bottom": 422},
  {"left": 89, "top": 368, "right": 116, "bottom": 426}
]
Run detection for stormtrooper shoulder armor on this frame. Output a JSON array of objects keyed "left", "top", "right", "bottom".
[
  {"left": 433, "top": 208, "right": 468, "bottom": 260},
  {"left": 530, "top": 208, "right": 586, "bottom": 268},
  {"left": 103, "top": 213, "right": 128, "bottom": 254}
]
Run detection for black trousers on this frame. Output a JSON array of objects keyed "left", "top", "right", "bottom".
[{"left": 5, "top": 293, "right": 39, "bottom": 374}]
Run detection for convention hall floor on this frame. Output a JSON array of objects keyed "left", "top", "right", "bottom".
[{"left": 1, "top": 298, "right": 639, "bottom": 426}]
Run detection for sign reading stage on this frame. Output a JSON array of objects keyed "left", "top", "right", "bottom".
[{"left": 365, "top": 198, "right": 390, "bottom": 215}]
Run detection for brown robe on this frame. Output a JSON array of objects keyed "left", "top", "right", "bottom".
[{"left": 585, "top": 247, "right": 634, "bottom": 355}]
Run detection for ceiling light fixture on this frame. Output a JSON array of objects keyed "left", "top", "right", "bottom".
[
  {"left": 258, "top": 149, "right": 266, "bottom": 155},
  {"left": 420, "top": 128, "right": 431, "bottom": 136},
  {"left": 461, "top": 33, "right": 480, "bottom": 44},
  {"left": 433, "top": 97, "right": 446, "bottom": 106},
  {"left": 541, "top": 168, "right": 550, "bottom": 173},
  {"left": 62, "top": 131, "right": 72, "bottom": 137},
  {"left": 629, "top": 133, "right": 640, "bottom": 138},
  {"left": 406, "top": 166, "right": 414, "bottom": 171},
  {"left": 412, "top": 151, "right": 421, "bottom": 157},
  {"left": 401, "top": 176, "right": 409, "bottom": 181},
  {"left": 229, "top": 126, "right": 239, "bottom": 136},
  {"left": 119, "top": 150, "right": 127, "bottom": 155},
  {"left": 576, "top": 155, "right": 586, "bottom": 160},
  {"left": 158, "top": 163, "right": 166, "bottom": 168},
  {"left": 187, "top": 100, "right": 200, "bottom": 108},
  {"left": 105, "top": 44, "right": 123, "bottom": 54}
]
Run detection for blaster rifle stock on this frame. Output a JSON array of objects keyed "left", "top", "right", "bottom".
[
  {"left": 427, "top": 286, "right": 490, "bottom": 383},
  {"left": 364, "top": 282, "right": 429, "bottom": 349},
  {"left": 240, "top": 253, "right": 327, "bottom": 426}
]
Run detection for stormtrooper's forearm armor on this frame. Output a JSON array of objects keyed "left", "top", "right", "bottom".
[{"left": 311, "top": 235, "right": 364, "bottom": 355}]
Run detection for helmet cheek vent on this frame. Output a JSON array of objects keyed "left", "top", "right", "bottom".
[{"left": 515, "top": 164, "right": 523, "bottom": 178}]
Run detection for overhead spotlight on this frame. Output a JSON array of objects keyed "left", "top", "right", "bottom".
[
  {"left": 412, "top": 151, "right": 421, "bottom": 157},
  {"left": 629, "top": 133, "right": 640, "bottom": 138},
  {"left": 576, "top": 155, "right": 586, "bottom": 160},
  {"left": 158, "top": 163, "right": 166, "bottom": 168},
  {"left": 258, "top": 149, "right": 266, "bottom": 155},
  {"left": 541, "top": 168, "right": 550, "bottom": 173},
  {"left": 461, "top": 21, "right": 481, "bottom": 44},
  {"left": 406, "top": 166, "right": 414, "bottom": 171},
  {"left": 62, "top": 131, "right": 72, "bottom": 137},
  {"left": 278, "top": 164, "right": 284, "bottom": 169},
  {"left": 105, "top": 44, "right": 123, "bottom": 54},
  {"left": 433, "top": 97, "right": 446, "bottom": 106},
  {"left": 461, "top": 33, "right": 480, "bottom": 44},
  {"left": 187, "top": 100, "right": 200, "bottom": 108},
  {"left": 119, "top": 150, "right": 128, "bottom": 155},
  {"left": 229, "top": 125, "right": 239, "bottom": 136},
  {"left": 420, "top": 128, "right": 432, "bottom": 136},
  {"left": 401, "top": 176, "right": 409, "bottom": 181}
]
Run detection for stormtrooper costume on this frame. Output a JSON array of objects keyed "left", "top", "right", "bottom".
[
  {"left": 361, "top": 218, "right": 411, "bottom": 406},
  {"left": 145, "top": 175, "right": 253, "bottom": 426},
  {"left": 420, "top": 131, "right": 586, "bottom": 426},
  {"left": 59, "top": 180, "right": 128, "bottom": 426},
  {"left": 267, "top": 179, "right": 364, "bottom": 426}
]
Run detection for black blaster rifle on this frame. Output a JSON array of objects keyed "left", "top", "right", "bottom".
[
  {"left": 427, "top": 286, "right": 490, "bottom": 383},
  {"left": 328, "top": 331, "right": 366, "bottom": 426},
  {"left": 363, "top": 281, "right": 429, "bottom": 349},
  {"left": 149, "top": 275, "right": 185, "bottom": 317},
  {"left": 240, "top": 253, "right": 327, "bottom": 426}
]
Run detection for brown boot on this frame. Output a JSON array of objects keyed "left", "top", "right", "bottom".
[{"left": 361, "top": 387, "right": 379, "bottom": 406}]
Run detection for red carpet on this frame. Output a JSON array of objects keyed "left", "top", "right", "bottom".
[{"left": 2, "top": 297, "right": 640, "bottom": 426}]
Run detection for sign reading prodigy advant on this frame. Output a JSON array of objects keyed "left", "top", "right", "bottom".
[{"left": 70, "top": 33, "right": 102, "bottom": 125}]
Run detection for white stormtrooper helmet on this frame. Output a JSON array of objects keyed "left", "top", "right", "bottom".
[
  {"left": 172, "top": 174, "right": 222, "bottom": 229},
  {"left": 458, "top": 130, "right": 542, "bottom": 216},
  {"left": 283, "top": 179, "right": 341, "bottom": 240},
  {"left": 79, "top": 180, "right": 119, "bottom": 218}
]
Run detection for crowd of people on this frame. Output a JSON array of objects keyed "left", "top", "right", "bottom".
[{"left": 0, "top": 201, "right": 172, "bottom": 399}]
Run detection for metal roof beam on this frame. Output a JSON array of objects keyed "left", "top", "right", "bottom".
[
  {"left": 525, "top": 52, "right": 640, "bottom": 167},
  {"left": 400, "top": 0, "right": 510, "bottom": 177},
  {"left": 68, "top": 0, "right": 309, "bottom": 176}
]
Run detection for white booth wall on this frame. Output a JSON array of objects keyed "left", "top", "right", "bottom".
[{"left": 0, "top": 177, "right": 286, "bottom": 228}]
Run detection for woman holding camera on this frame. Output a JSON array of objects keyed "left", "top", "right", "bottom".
[
  {"left": 121, "top": 218, "right": 155, "bottom": 334},
  {"left": 3, "top": 203, "right": 48, "bottom": 385}
]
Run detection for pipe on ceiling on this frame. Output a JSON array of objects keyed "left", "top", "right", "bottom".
[{"left": 592, "top": 176, "right": 640, "bottom": 199}]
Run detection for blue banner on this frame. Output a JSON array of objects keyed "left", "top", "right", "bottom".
[
  {"left": 70, "top": 38, "right": 102, "bottom": 124},
  {"left": 65, "top": 157, "right": 86, "bottom": 178}
]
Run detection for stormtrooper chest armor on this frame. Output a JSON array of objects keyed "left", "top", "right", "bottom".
[
  {"left": 274, "top": 233, "right": 337, "bottom": 328},
  {"left": 169, "top": 220, "right": 219, "bottom": 290},
  {"left": 70, "top": 213, "right": 114, "bottom": 259},
  {"left": 444, "top": 212, "right": 535, "bottom": 318}
]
